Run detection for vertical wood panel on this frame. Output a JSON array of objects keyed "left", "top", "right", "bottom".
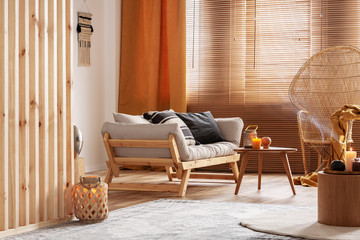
[
  {"left": 56, "top": 0, "right": 65, "bottom": 219},
  {"left": 0, "top": 0, "right": 9, "bottom": 231},
  {"left": 8, "top": 0, "right": 20, "bottom": 229},
  {"left": 47, "top": 0, "right": 58, "bottom": 220},
  {"left": 19, "top": 0, "right": 30, "bottom": 227},
  {"left": 28, "top": 0, "right": 39, "bottom": 224},
  {"left": 1, "top": 0, "right": 72, "bottom": 232},
  {"left": 38, "top": 0, "right": 48, "bottom": 222},
  {"left": 65, "top": 0, "right": 73, "bottom": 216}
]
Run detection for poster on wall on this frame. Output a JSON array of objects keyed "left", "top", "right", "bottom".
[{"left": 77, "top": 12, "right": 94, "bottom": 66}]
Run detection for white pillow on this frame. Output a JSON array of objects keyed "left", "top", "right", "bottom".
[{"left": 113, "top": 112, "right": 150, "bottom": 124}]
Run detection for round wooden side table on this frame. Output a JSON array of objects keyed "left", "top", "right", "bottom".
[
  {"left": 233, "top": 147, "right": 297, "bottom": 195},
  {"left": 318, "top": 171, "right": 360, "bottom": 226}
]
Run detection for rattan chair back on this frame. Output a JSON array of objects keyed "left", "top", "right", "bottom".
[{"left": 289, "top": 45, "right": 360, "bottom": 172}]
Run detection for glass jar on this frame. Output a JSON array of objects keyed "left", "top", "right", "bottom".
[
  {"left": 353, "top": 158, "right": 360, "bottom": 172},
  {"left": 243, "top": 125, "right": 258, "bottom": 148}
]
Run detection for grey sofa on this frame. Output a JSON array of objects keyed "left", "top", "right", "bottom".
[{"left": 101, "top": 114, "right": 244, "bottom": 196}]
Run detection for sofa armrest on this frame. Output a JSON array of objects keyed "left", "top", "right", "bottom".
[
  {"left": 215, "top": 117, "right": 244, "bottom": 146},
  {"left": 101, "top": 122, "right": 191, "bottom": 160}
]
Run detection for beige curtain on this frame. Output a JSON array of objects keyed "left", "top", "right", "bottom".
[{"left": 118, "top": 0, "right": 186, "bottom": 114}]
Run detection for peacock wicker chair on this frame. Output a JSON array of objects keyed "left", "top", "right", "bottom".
[{"left": 289, "top": 45, "right": 360, "bottom": 174}]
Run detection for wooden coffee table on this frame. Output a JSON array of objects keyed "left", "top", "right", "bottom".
[{"left": 234, "top": 147, "right": 297, "bottom": 195}]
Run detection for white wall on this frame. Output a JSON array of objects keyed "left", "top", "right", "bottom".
[{"left": 72, "top": 0, "right": 121, "bottom": 172}]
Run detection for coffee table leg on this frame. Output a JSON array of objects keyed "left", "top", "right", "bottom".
[
  {"left": 258, "top": 153, "right": 263, "bottom": 190},
  {"left": 280, "top": 152, "right": 296, "bottom": 195},
  {"left": 235, "top": 151, "right": 249, "bottom": 195}
]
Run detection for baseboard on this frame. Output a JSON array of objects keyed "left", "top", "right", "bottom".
[{"left": 0, "top": 215, "right": 74, "bottom": 238}]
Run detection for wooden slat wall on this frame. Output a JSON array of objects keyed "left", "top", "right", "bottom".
[
  {"left": 65, "top": 0, "right": 74, "bottom": 216},
  {"left": 38, "top": 0, "right": 48, "bottom": 222},
  {"left": 47, "top": 0, "right": 58, "bottom": 221},
  {"left": 56, "top": 0, "right": 65, "bottom": 219},
  {"left": 19, "top": 0, "right": 30, "bottom": 227},
  {"left": 8, "top": 0, "right": 20, "bottom": 229},
  {"left": 29, "top": 0, "right": 40, "bottom": 225},
  {"left": 0, "top": 0, "right": 9, "bottom": 232},
  {"left": 0, "top": 0, "right": 73, "bottom": 233}
]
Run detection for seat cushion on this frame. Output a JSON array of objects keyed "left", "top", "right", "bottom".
[{"left": 184, "top": 141, "right": 238, "bottom": 161}]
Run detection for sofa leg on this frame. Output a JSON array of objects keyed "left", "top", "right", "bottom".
[
  {"left": 176, "top": 169, "right": 183, "bottom": 179},
  {"left": 230, "top": 162, "right": 239, "bottom": 183},
  {"left": 178, "top": 169, "right": 191, "bottom": 197},
  {"left": 165, "top": 166, "right": 174, "bottom": 181},
  {"left": 105, "top": 161, "right": 114, "bottom": 184}
]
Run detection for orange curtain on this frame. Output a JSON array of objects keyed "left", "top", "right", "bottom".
[{"left": 118, "top": 0, "right": 186, "bottom": 114}]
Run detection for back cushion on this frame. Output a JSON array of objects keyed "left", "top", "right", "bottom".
[
  {"left": 113, "top": 112, "right": 150, "bottom": 124},
  {"left": 176, "top": 111, "right": 224, "bottom": 144},
  {"left": 102, "top": 122, "right": 174, "bottom": 159},
  {"left": 143, "top": 110, "right": 196, "bottom": 146}
]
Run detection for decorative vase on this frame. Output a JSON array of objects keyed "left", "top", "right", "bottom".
[
  {"left": 72, "top": 176, "right": 108, "bottom": 222},
  {"left": 74, "top": 124, "right": 83, "bottom": 158}
]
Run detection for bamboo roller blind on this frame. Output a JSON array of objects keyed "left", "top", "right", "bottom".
[
  {"left": 186, "top": 0, "right": 360, "bottom": 173},
  {"left": 0, "top": 0, "right": 73, "bottom": 232}
]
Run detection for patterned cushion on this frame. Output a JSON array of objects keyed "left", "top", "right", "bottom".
[{"left": 143, "top": 110, "right": 196, "bottom": 146}]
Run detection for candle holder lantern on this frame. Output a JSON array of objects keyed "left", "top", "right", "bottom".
[
  {"left": 243, "top": 125, "right": 258, "bottom": 148},
  {"left": 72, "top": 176, "right": 108, "bottom": 222}
]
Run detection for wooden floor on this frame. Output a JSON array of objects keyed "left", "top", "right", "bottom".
[{"left": 89, "top": 169, "right": 317, "bottom": 212}]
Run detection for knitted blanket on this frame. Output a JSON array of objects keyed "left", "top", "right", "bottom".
[
  {"left": 329, "top": 104, "right": 360, "bottom": 162},
  {"left": 293, "top": 172, "right": 318, "bottom": 187},
  {"left": 294, "top": 104, "right": 360, "bottom": 187}
]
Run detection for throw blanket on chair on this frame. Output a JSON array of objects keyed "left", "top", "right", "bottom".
[
  {"left": 294, "top": 104, "right": 360, "bottom": 187},
  {"left": 329, "top": 104, "right": 360, "bottom": 162},
  {"left": 293, "top": 172, "right": 318, "bottom": 187}
]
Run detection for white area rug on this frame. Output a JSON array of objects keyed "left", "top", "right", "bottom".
[
  {"left": 241, "top": 207, "right": 360, "bottom": 240},
  {"left": 2, "top": 199, "right": 356, "bottom": 240}
]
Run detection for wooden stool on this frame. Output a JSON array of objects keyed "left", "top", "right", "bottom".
[
  {"left": 318, "top": 171, "right": 360, "bottom": 226},
  {"left": 234, "top": 147, "right": 297, "bottom": 195}
]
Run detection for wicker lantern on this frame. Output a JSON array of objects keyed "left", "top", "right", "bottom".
[{"left": 72, "top": 176, "right": 109, "bottom": 222}]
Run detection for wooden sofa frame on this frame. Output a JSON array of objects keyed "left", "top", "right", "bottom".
[{"left": 103, "top": 133, "right": 240, "bottom": 196}]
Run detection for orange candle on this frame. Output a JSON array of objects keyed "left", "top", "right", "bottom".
[{"left": 252, "top": 138, "right": 261, "bottom": 150}]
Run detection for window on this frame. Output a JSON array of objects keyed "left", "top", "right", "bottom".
[{"left": 186, "top": 0, "right": 360, "bottom": 172}]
